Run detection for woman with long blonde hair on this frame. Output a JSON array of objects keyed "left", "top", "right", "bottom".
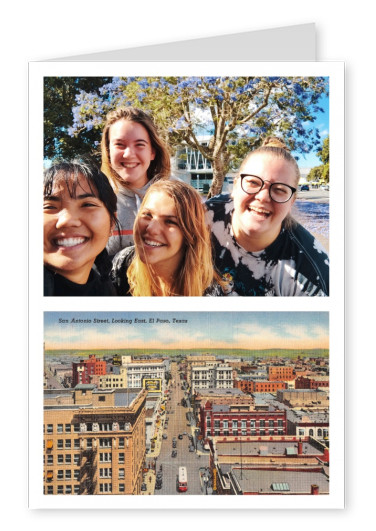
[{"left": 111, "top": 180, "right": 223, "bottom": 296}]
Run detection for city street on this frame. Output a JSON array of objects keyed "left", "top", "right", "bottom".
[{"left": 149, "top": 362, "right": 210, "bottom": 496}]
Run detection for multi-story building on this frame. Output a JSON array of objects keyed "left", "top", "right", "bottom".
[
  {"left": 120, "top": 357, "right": 165, "bottom": 389},
  {"left": 276, "top": 389, "right": 329, "bottom": 408},
  {"left": 295, "top": 376, "right": 329, "bottom": 390},
  {"left": 287, "top": 409, "right": 329, "bottom": 440},
  {"left": 200, "top": 400, "right": 286, "bottom": 437},
  {"left": 43, "top": 385, "right": 147, "bottom": 495},
  {"left": 72, "top": 355, "right": 106, "bottom": 386},
  {"left": 191, "top": 363, "right": 233, "bottom": 392},
  {"left": 234, "top": 378, "right": 287, "bottom": 394},
  {"left": 208, "top": 436, "right": 329, "bottom": 495},
  {"left": 268, "top": 366, "right": 295, "bottom": 381}
]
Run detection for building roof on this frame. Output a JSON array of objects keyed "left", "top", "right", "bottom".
[{"left": 231, "top": 468, "right": 329, "bottom": 494}]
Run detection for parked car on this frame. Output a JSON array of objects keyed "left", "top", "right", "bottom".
[
  {"left": 178, "top": 434, "right": 183, "bottom": 440},
  {"left": 172, "top": 450, "right": 177, "bottom": 457},
  {"left": 141, "top": 483, "right": 147, "bottom": 491},
  {"left": 155, "top": 481, "right": 162, "bottom": 490},
  {"left": 162, "top": 434, "right": 168, "bottom": 439},
  {"left": 172, "top": 441, "right": 177, "bottom": 448},
  {"left": 189, "top": 445, "right": 195, "bottom": 452},
  {"left": 300, "top": 184, "right": 309, "bottom": 191}
]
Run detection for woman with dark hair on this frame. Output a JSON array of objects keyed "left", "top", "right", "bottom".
[
  {"left": 43, "top": 158, "right": 119, "bottom": 296},
  {"left": 101, "top": 107, "right": 171, "bottom": 257},
  {"left": 206, "top": 137, "right": 329, "bottom": 296},
  {"left": 111, "top": 180, "right": 223, "bottom": 296}
]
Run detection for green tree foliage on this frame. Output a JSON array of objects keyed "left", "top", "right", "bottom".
[
  {"left": 45, "top": 76, "right": 328, "bottom": 196},
  {"left": 44, "top": 77, "right": 111, "bottom": 161},
  {"left": 307, "top": 136, "right": 329, "bottom": 183}
]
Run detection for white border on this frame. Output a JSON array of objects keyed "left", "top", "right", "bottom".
[{"left": 29, "top": 61, "right": 344, "bottom": 509}]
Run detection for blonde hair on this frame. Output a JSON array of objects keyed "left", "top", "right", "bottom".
[
  {"left": 100, "top": 107, "right": 171, "bottom": 191},
  {"left": 238, "top": 136, "right": 300, "bottom": 189},
  {"left": 127, "top": 180, "right": 219, "bottom": 296},
  {"left": 236, "top": 136, "right": 299, "bottom": 229}
]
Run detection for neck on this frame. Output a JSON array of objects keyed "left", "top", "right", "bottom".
[{"left": 231, "top": 219, "right": 281, "bottom": 252}]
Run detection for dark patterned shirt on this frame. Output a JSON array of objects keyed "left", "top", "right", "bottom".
[{"left": 206, "top": 194, "right": 329, "bottom": 297}]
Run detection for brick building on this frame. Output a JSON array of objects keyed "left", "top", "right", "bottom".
[
  {"left": 268, "top": 366, "right": 294, "bottom": 381},
  {"left": 72, "top": 355, "right": 107, "bottom": 386},
  {"left": 234, "top": 379, "right": 287, "bottom": 394},
  {"left": 200, "top": 400, "right": 286, "bottom": 437},
  {"left": 43, "top": 385, "right": 147, "bottom": 495},
  {"left": 295, "top": 376, "right": 329, "bottom": 390}
]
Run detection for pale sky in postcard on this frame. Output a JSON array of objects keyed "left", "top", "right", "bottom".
[{"left": 44, "top": 312, "right": 329, "bottom": 351}]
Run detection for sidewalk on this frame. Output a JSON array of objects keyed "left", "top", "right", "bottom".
[{"left": 140, "top": 469, "right": 155, "bottom": 495}]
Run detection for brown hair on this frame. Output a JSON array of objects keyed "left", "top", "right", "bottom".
[
  {"left": 100, "top": 107, "right": 171, "bottom": 191},
  {"left": 127, "top": 180, "right": 219, "bottom": 296}
]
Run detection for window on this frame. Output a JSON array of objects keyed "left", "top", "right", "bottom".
[
  {"left": 119, "top": 483, "right": 125, "bottom": 492},
  {"left": 65, "top": 454, "right": 71, "bottom": 464},
  {"left": 73, "top": 424, "right": 80, "bottom": 433},
  {"left": 118, "top": 438, "right": 125, "bottom": 448},
  {"left": 100, "top": 468, "right": 112, "bottom": 478},
  {"left": 74, "top": 485, "right": 80, "bottom": 494},
  {"left": 100, "top": 452, "right": 112, "bottom": 463},
  {"left": 57, "top": 485, "right": 64, "bottom": 494},
  {"left": 74, "top": 470, "right": 80, "bottom": 480},
  {"left": 250, "top": 420, "right": 256, "bottom": 428},
  {"left": 74, "top": 439, "right": 80, "bottom": 449},
  {"left": 65, "top": 470, "right": 71, "bottom": 480},
  {"left": 47, "top": 424, "right": 53, "bottom": 434},
  {"left": 65, "top": 424, "right": 71, "bottom": 433},
  {"left": 87, "top": 438, "right": 93, "bottom": 449},
  {"left": 269, "top": 420, "right": 274, "bottom": 427},
  {"left": 118, "top": 453, "right": 125, "bottom": 464},
  {"left": 65, "top": 485, "right": 72, "bottom": 494},
  {"left": 278, "top": 419, "right": 283, "bottom": 427},
  {"left": 57, "top": 424, "right": 63, "bottom": 433},
  {"left": 260, "top": 420, "right": 265, "bottom": 427},
  {"left": 47, "top": 486, "right": 53, "bottom": 494},
  {"left": 47, "top": 455, "right": 53, "bottom": 465},
  {"left": 260, "top": 429, "right": 265, "bottom": 436},
  {"left": 74, "top": 454, "right": 80, "bottom": 466},
  {"left": 100, "top": 483, "right": 112, "bottom": 493},
  {"left": 100, "top": 438, "right": 112, "bottom": 448},
  {"left": 65, "top": 440, "right": 71, "bottom": 449},
  {"left": 57, "top": 455, "right": 64, "bottom": 464},
  {"left": 57, "top": 470, "right": 63, "bottom": 480},
  {"left": 119, "top": 469, "right": 125, "bottom": 478},
  {"left": 57, "top": 439, "right": 64, "bottom": 449}
]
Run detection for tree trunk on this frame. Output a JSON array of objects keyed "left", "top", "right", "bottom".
[{"left": 207, "top": 152, "right": 228, "bottom": 199}]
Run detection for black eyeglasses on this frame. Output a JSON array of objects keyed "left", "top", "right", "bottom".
[{"left": 240, "top": 174, "right": 296, "bottom": 203}]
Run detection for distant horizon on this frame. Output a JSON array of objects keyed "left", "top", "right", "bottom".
[{"left": 44, "top": 312, "right": 329, "bottom": 351}]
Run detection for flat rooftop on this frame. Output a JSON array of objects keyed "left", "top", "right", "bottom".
[
  {"left": 231, "top": 468, "right": 329, "bottom": 494},
  {"left": 216, "top": 440, "right": 323, "bottom": 456}
]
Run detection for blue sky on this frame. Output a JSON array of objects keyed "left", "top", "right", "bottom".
[{"left": 44, "top": 312, "right": 328, "bottom": 351}]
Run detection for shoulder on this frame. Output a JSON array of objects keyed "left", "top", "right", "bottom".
[
  {"left": 285, "top": 222, "right": 329, "bottom": 295},
  {"left": 111, "top": 246, "right": 135, "bottom": 295},
  {"left": 205, "top": 194, "right": 234, "bottom": 225},
  {"left": 44, "top": 266, "right": 55, "bottom": 296},
  {"left": 112, "top": 246, "right": 135, "bottom": 271}
]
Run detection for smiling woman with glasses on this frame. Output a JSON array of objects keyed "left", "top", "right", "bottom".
[{"left": 206, "top": 137, "right": 329, "bottom": 296}]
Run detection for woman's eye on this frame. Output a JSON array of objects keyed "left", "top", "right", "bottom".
[
  {"left": 166, "top": 219, "right": 178, "bottom": 226},
  {"left": 43, "top": 203, "right": 57, "bottom": 211}
]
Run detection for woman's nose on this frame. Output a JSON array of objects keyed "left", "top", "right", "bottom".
[
  {"left": 146, "top": 218, "right": 161, "bottom": 234},
  {"left": 55, "top": 208, "right": 81, "bottom": 228},
  {"left": 122, "top": 146, "right": 134, "bottom": 158},
  {"left": 254, "top": 183, "right": 271, "bottom": 201}
]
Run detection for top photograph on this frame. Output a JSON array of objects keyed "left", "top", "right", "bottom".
[{"left": 43, "top": 75, "right": 329, "bottom": 297}]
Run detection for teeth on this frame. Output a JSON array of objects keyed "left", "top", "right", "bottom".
[
  {"left": 122, "top": 163, "right": 138, "bottom": 168},
  {"left": 249, "top": 206, "right": 270, "bottom": 216},
  {"left": 144, "top": 239, "right": 164, "bottom": 247},
  {"left": 56, "top": 237, "right": 86, "bottom": 247}
]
